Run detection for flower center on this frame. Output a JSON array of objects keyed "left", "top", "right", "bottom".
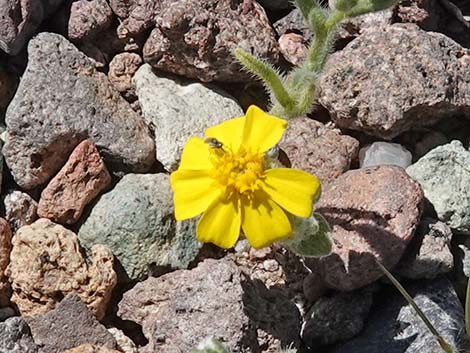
[{"left": 210, "top": 146, "right": 264, "bottom": 195}]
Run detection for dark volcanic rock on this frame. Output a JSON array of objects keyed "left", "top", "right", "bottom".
[
  {"left": 0, "top": 317, "right": 38, "bottom": 353},
  {"left": 3, "top": 32, "right": 155, "bottom": 190}
]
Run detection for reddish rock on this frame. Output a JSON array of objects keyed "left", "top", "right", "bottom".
[
  {"left": 0, "top": 219, "right": 11, "bottom": 307},
  {"left": 108, "top": 53, "right": 142, "bottom": 96},
  {"left": 395, "top": 0, "right": 441, "bottom": 30},
  {"left": 3, "top": 190, "right": 38, "bottom": 233},
  {"left": 279, "top": 117, "right": 359, "bottom": 184},
  {"left": 307, "top": 166, "right": 424, "bottom": 291},
  {"left": 110, "top": 0, "right": 159, "bottom": 34},
  {"left": 37, "top": 140, "right": 111, "bottom": 225},
  {"left": 68, "top": 0, "right": 114, "bottom": 41},
  {"left": 278, "top": 33, "right": 308, "bottom": 66}
]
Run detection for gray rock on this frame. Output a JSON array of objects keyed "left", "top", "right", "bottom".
[
  {"left": 78, "top": 173, "right": 201, "bottom": 281},
  {"left": 143, "top": 0, "right": 280, "bottom": 82},
  {"left": 318, "top": 23, "right": 470, "bottom": 139},
  {"left": 0, "top": 317, "right": 38, "bottom": 353},
  {"left": 68, "top": 0, "right": 114, "bottom": 41},
  {"left": 395, "top": 218, "right": 453, "bottom": 279},
  {"left": 302, "top": 286, "right": 376, "bottom": 347},
  {"left": 359, "top": 142, "right": 412, "bottom": 169},
  {"left": 407, "top": 140, "right": 470, "bottom": 233},
  {"left": 274, "top": 8, "right": 312, "bottom": 39},
  {"left": 26, "top": 295, "right": 117, "bottom": 353},
  {"left": 3, "top": 32, "right": 155, "bottom": 190},
  {"left": 2, "top": 190, "right": 38, "bottom": 234},
  {"left": 134, "top": 64, "right": 243, "bottom": 171},
  {"left": 331, "top": 277, "right": 464, "bottom": 353}
]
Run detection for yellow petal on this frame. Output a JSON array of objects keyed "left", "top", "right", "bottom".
[
  {"left": 170, "top": 169, "right": 220, "bottom": 220},
  {"left": 241, "top": 191, "right": 292, "bottom": 249},
  {"left": 261, "top": 168, "right": 321, "bottom": 218},
  {"left": 179, "top": 137, "right": 213, "bottom": 170},
  {"left": 197, "top": 195, "right": 241, "bottom": 249},
  {"left": 242, "top": 105, "right": 287, "bottom": 153},
  {"left": 205, "top": 116, "right": 245, "bottom": 152}
]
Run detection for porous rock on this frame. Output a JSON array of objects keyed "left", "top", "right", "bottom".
[
  {"left": 3, "top": 32, "right": 155, "bottom": 190},
  {"left": 0, "top": 317, "right": 38, "bottom": 353},
  {"left": 407, "top": 140, "right": 470, "bottom": 233},
  {"left": 318, "top": 23, "right": 470, "bottom": 139},
  {"left": 78, "top": 173, "right": 201, "bottom": 282},
  {"left": 108, "top": 53, "right": 142, "bottom": 96},
  {"left": 37, "top": 140, "right": 111, "bottom": 225},
  {"left": 143, "top": 0, "right": 280, "bottom": 82},
  {"left": 3, "top": 190, "right": 38, "bottom": 233},
  {"left": 26, "top": 295, "right": 117, "bottom": 353},
  {"left": 107, "top": 328, "right": 138, "bottom": 353},
  {"left": 307, "top": 166, "right": 424, "bottom": 291},
  {"left": 134, "top": 64, "right": 243, "bottom": 172},
  {"left": 278, "top": 33, "right": 308, "bottom": 66},
  {"left": 0, "top": 219, "right": 11, "bottom": 307},
  {"left": 6, "top": 219, "right": 117, "bottom": 320},
  {"left": 68, "top": 0, "right": 114, "bottom": 41},
  {"left": 61, "top": 345, "right": 122, "bottom": 353},
  {"left": 279, "top": 117, "right": 359, "bottom": 184},
  {"left": 109, "top": 0, "right": 159, "bottom": 33}
]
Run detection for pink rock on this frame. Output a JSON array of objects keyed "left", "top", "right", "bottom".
[
  {"left": 307, "top": 166, "right": 424, "bottom": 291},
  {"left": 108, "top": 53, "right": 142, "bottom": 95},
  {"left": 279, "top": 117, "right": 359, "bottom": 184},
  {"left": 68, "top": 0, "right": 114, "bottom": 41},
  {"left": 0, "top": 219, "right": 11, "bottom": 307},
  {"left": 37, "top": 140, "right": 111, "bottom": 225},
  {"left": 278, "top": 33, "right": 308, "bottom": 66}
]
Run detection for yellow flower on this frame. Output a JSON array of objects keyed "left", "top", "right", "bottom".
[{"left": 170, "top": 105, "right": 321, "bottom": 249}]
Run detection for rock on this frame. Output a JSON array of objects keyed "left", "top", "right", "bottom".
[
  {"left": 109, "top": 0, "right": 158, "bottom": 34},
  {"left": 143, "top": 0, "right": 280, "bottom": 82},
  {"left": 452, "top": 234, "right": 470, "bottom": 300},
  {"left": 6, "top": 219, "right": 117, "bottom": 320},
  {"left": 133, "top": 64, "right": 243, "bottom": 171},
  {"left": 0, "top": 317, "right": 38, "bottom": 353},
  {"left": 118, "top": 258, "right": 301, "bottom": 353},
  {"left": 26, "top": 295, "right": 117, "bottom": 353},
  {"left": 331, "top": 277, "right": 464, "bottom": 353},
  {"left": 0, "top": 219, "right": 11, "bottom": 307},
  {"left": 61, "top": 344, "right": 122, "bottom": 353},
  {"left": 307, "top": 166, "right": 424, "bottom": 291},
  {"left": 318, "top": 23, "right": 470, "bottom": 139},
  {"left": 273, "top": 8, "right": 312, "bottom": 40},
  {"left": 3, "top": 32, "right": 155, "bottom": 190},
  {"left": 359, "top": 142, "right": 412, "bottom": 169},
  {"left": 78, "top": 173, "right": 201, "bottom": 282},
  {"left": 395, "top": 0, "right": 441, "bottom": 30},
  {"left": 0, "top": 65, "right": 16, "bottom": 112},
  {"left": 278, "top": 117, "right": 359, "bottom": 184},
  {"left": 302, "top": 286, "right": 376, "bottom": 347},
  {"left": 407, "top": 140, "right": 470, "bottom": 233},
  {"left": 108, "top": 53, "right": 142, "bottom": 97},
  {"left": 3, "top": 190, "right": 38, "bottom": 233},
  {"left": 278, "top": 33, "right": 308, "bottom": 66},
  {"left": 395, "top": 218, "right": 453, "bottom": 279},
  {"left": 410, "top": 130, "right": 449, "bottom": 160},
  {"left": 107, "top": 328, "right": 138, "bottom": 353},
  {"left": 68, "top": 0, "right": 114, "bottom": 41},
  {"left": 37, "top": 140, "right": 111, "bottom": 225}
]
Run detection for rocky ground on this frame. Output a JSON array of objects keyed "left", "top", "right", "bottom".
[{"left": 0, "top": 0, "right": 469, "bottom": 352}]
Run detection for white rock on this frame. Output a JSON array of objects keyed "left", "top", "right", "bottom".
[
  {"left": 134, "top": 64, "right": 243, "bottom": 171},
  {"left": 360, "top": 142, "right": 412, "bottom": 169}
]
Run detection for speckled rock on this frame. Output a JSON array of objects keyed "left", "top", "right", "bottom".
[
  {"left": 61, "top": 345, "right": 122, "bottom": 353},
  {"left": 108, "top": 53, "right": 142, "bottom": 96},
  {"left": 0, "top": 219, "right": 11, "bottom": 307},
  {"left": 78, "top": 173, "right": 201, "bottom": 282},
  {"left": 119, "top": 258, "right": 300, "bottom": 353},
  {"left": 27, "top": 295, "right": 117, "bottom": 353},
  {"left": 0, "top": 317, "right": 38, "bottom": 353},
  {"left": 134, "top": 64, "right": 243, "bottom": 171},
  {"left": 37, "top": 140, "right": 111, "bottom": 225},
  {"left": 279, "top": 117, "right": 359, "bottom": 184},
  {"left": 143, "top": 0, "right": 280, "bottom": 82},
  {"left": 273, "top": 8, "right": 312, "bottom": 39},
  {"left": 395, "top": 0, "right": 441, "bottom": 30},
  {"left": 407, "top": 141, "right": 470, "bottom": 233},
  {"left": 331, "top": 277, "right": 464, "bottom": 353},
  {"left": 3, "top": 190, "right": 38, "bottom": 233},
  {"left": 3, "top": 32, "right": 155, "bottom": 190},
  {"left": 395, "top": 218, "right": 453, "bottom": 279},
  {"left": 68, "top": 0, "right": 114, "bottom": 41},
  {"left": 307, "top": 166, "right": 424, "bottom": 291},
  {"left": 278, "top": 33, "right": 308, "bottom": 66},
  {"left": 107, "top": 328, "right": 138, "bottom": 353},
  {"left": 6, "top": 219, "right": 117, "bottom": 320},
  {"left": 318, "top": 23, "right": 470, "bottom": 139},
  {"left": 302, "top": 286, "right": 376, "bottom": 347},
  {"left": 109, "top": 0, "right": 159, "bottom": 34}
]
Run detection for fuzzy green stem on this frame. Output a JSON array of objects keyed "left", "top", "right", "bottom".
[
  {"left": 295, "top": 0, "right": 322, "bottom": 21},
  {"left": 234, "top": 48, "right": 296, "bottom": 116},
  {"left": 376, "top": 261, "right": 458, "bottom": 353}
]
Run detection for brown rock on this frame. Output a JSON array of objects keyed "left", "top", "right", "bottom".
[
  {"left": 307, "top": 166, "right": 424, "bottom": 291},
  {"left": 110, "top": 0, "right": 159, "bottom": 34},
  {"left": 279, "top": 117, "right": 359, "bottom": 184},
  {"left": 68, "top": 0, "right": 114, "bottom": 41},
  {"left": 6, "top": 219, "right": 116, "bottom": 320},
  {"left": 62, "top": 345, "right": 122, "bottom": 353},
  {"left": 27, "top": 295, "right": 117, "bottom": 353},
  {"left": 395, "top": 0, "right": 441, "bottom": 30},
  {"left": 3, "top": 190, "right": 38, "bottom": 233},
  {"left": 0, "top": 219, "right": 11, "bottom": 307},
  {"left": 108, "top": 53, "right": 142, "bottom": 95},
  {"left": 318, "top": 23, "right": 470, "bottom": 139},
  {"left": 37, "top": 140, "right": 111, "bottom": 225},
  {"left": 143, "top": 0, "right": 280, "bottom": 82},
  {"left": 278, "top": 33, "right": 308, "bottom": 66}
]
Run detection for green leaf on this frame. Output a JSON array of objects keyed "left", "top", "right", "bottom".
[{"left": 283, "top": 212, "right": 333, "bottom": 257}]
